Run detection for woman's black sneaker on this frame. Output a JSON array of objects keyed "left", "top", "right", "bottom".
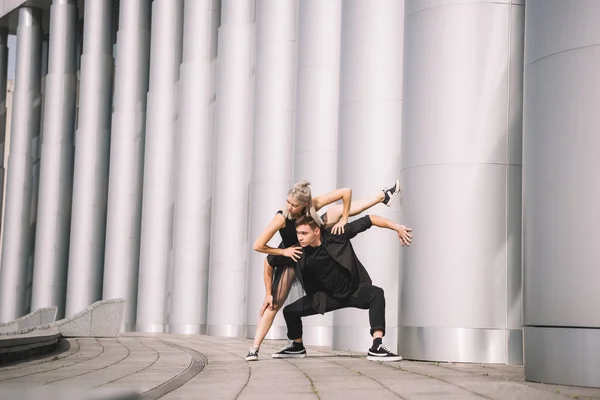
[
  {"left": 245, "top": 347, "right": 259, "bottom": 361},
  {"left": 367, "top": 344, "right": 402, "bottom": 362},
  {"left": 272, "top": 342, "right": 307, "bottom": 358},
  {"left": 382, "top": 180, "right": 401, "bottom": 207}
]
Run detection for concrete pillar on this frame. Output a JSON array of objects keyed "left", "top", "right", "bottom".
[
  {"left": 292, "top": 0, "right": 341, "bottom": 346},
  {"left": 31, "top": 0, "right": 78, "bottom": 320},
  {"left": 0, "top": 29, "right": 8, "bottom": 243},
  {"left": 65, "top": 0, "right": 114, "bottom": 317},
  {"left": 136, "top": 0, "right": 184, "bottom": 333},
  {"left": 523, "top": 0, "right": 600, "bottom": 387},
  {"left": 206, "top": 0, "right": 255, "bottom": 338},
  {"left": 0, "top": 7, "right": 43, "bottom": 321},
  {"left": 335, "top": 0, "right": 404, "bottom": 353},
  {"left": 400, "top": 0, "right": 525, "bottom": 363},
  {"left": 245, "top": 0, "right": 297, "bottom": 340},
  {"left": 103, "top": 0, "right": 151, "bottom": 332},
  {"left": 169, "top": 0, "right": 220, "bottom": 335}
]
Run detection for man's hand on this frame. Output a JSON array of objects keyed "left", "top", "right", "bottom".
[
  {"left": 260, "top": 294, "right": 274, "bottom": 316},
  {"left": 331, "top": 217, "right": 348, "bottom": 235},
  {"left": 396, "top": 224, "right": 413, "bottom": 246},
  {"left": 282, "top": 245, "right": 303, "bottom": 261}
]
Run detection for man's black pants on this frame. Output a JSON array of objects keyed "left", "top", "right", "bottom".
[{"left": 283, "top": 284, "right": 386, "bottom": 340}]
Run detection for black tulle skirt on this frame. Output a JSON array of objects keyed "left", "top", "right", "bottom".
[{"left": 267, "top": 247, "right": 303, "bottom": 307}]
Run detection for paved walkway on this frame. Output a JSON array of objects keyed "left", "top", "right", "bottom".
[{"left": 1, "top": 333, "right": 599, "bottom": 399}]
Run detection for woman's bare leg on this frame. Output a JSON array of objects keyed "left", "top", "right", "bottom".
[
  {"left": 252, "top": 264, "right": 296, "bottom": 349},
  {"left": 325, "top": 192, "right": 385, "bottom": 226}
]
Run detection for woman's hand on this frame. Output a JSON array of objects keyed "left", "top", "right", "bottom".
[
  {"left": 260, "top": 294, "right": 274, "bottom": 316},
  {"left": 282, "top": 245, "right": 303, "bottom": 261},
  {"left": 331, "top": 217, "right": 348, "bottom": 235}
]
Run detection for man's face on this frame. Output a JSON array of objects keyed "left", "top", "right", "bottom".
[{"left": 296, "top": 223, "right": 320, "bottom": 247}]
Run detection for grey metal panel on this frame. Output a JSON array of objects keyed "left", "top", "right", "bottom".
[
  {"left": 291, "top": 0, "right": 342, "bottom": 347},
  {"left": 401, "top": 0, "right": 524, "bottom": 363},
  {"left": 65, "top": 0, "right": 114, "bottom": 317},
  {"left": 0, "top": 7, "right": 43, "bottom": 321},
  {"left": 169, "top": 0, "right": 220, "bottom": 335},
  {"left": 399, "top": 326, "right": 507, "bottom": 363},
  {"left": 523, "top": 1, "right": 600, "bottom": 328},
  {"left": 334, "top": 0, "right": 404, "bottom": 353},
  {"left": 206, "top": 0, "right": 255, "bottom": 338},
  {"left": 136, "top": 0, "right": 183, "bottom": 333},
  {"left": 103, "top": 0, "right": 151, "bottom": 332},
  {"left": 245, "top": 0, "right": 296, "bottom": 340},
  {"left": 524, "top": 327, "right": 600, "bottom": 388},
  {"left": 31, "top": 0, "right": 77, "bottom": 320}
]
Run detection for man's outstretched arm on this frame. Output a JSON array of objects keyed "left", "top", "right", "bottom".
[{"left": 369, "top": 215, "right": 413, "bottom": 246}]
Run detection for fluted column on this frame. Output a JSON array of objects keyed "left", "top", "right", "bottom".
[
  {"left": 523, "top": 0, "right": 600, "bottom": 387},
  {"left": 169, "top": 0, "right": 220, "bottom": 335},
  {"left": 335, "top": 0, "right": 404, "bottom": 353},
  {"left": 136, "top": 0, "right": 184, "bottom": 333},
  {"left": 0, "top": 7, "right": 43, "bottom": 321},
  {"left": 103, "top": 0, "right": 151, "bottom": 332},
  {"left": 31, "top": 0, "right": 78, "bottom": 319},
  {"left": 65, "top": 0, "right": 114, "bottom": 317},
  {"left": 0, "top": 29, "right": 8, "bottom": 240},
  {"left": 292, "top": 0, "right": 342, "bottom": 346},
  {"left": 400, "top": 0, "right": 525, "bottom": 363},
  {"left": 245, "top": 0, "right": 297, "bottom": 340},
  {"left": 206, "top": 0, "right": 256, "bottom": 338}
]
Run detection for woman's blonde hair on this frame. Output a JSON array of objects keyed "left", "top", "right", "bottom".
[{"left": 282, "top": 180, "right": 324, "bottom": 226}]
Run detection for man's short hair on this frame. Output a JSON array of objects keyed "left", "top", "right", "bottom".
[{"left": 295, "top": 215, "right": 320, "bottom": 230}]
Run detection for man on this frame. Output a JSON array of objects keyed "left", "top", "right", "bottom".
[{"left": 272, "top": 214, "right": 412, "bottom": 362}]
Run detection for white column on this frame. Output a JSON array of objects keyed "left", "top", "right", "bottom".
[
  {"left": 31, "top": 0, "right": 78, "bottom": 320},
  {"left": 335, "top": 0, "right": 404, "bottom": 353},
  {"left": 400, "top": 0, "right": 525, "bottom": 363},
  {"left": 136, "top": 0, "right": 184, "bottom": 333},
  {"left": 65, "top": 0, "right": 114, "bottom": 317},
  {"left": 246, "top": 0, "right": 298, "bottom": 340},
  {"left": 0, "top": 29, "right": 8, "bottom": 248},
  {"left": 169, "top": 0, "right": 220, "bottom": 335},
  {"left": 206, "top": 0, "right": 255, "bottom": 338},
  {"left": 0, "top": 7, "right": 43, "bottom": 321},
  {"left": 103, "top": 0, "right": 151, "bottom": 332},
  {"left": 523, "top": 0, "right": 600, "bottom": 386},
  {"left": 292, "top": 0, "right": 341, "bottom": 346}
]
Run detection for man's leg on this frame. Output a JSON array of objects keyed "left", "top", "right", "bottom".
[{"left": 351, "top": 285, "right": 401, "bottom": 362}]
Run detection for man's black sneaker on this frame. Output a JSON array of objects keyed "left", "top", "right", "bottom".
[
  {"left": 245, "top": 347, "right": 259, "bottom": 361},
  {"left": 367, "top": 344, "right": 402, "bottom": 362},
  {"left": 382, "top": 180, "right": 401, "bottom": 207},
  {"left": 272, "top": 342, "right": 307, "bottom": 358}
]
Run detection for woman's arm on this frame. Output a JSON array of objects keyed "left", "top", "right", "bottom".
[
  {"left": 252, "top": 213, "right": 288, "bottom": 255},
  {"left": 313, "top": 188, "right": 352, "bottom": 234}
]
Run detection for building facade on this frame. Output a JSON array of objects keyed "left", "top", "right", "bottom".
[{"left": 0, "top": 0, "right": 598, "bottom": 388}]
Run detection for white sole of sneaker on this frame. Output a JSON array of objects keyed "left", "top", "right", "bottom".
[
  {"left": 367, "top": 355, "right": 402, "bottom": 362},
  {"left": 246, "top": 356, "right": 258, "bottom": 361},
  {"left": 272, "top": 353, "right": 307, "bottom": 359}
]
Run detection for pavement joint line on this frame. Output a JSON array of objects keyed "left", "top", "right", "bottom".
[
  {"left": 0, "top": 337, "right": 105, "bottom": 382},
  {"left": 0, "top": 338, "right": 79, "bottom": 374},
  {"left": 320, "top": 357, "right": 409, "bottom": 400},
  {"left": 92, "top": 337, "right": 160, "bottom": 390},
  {"left": 436, "top": 361, "right": 575, "bottom": 399},
  {"left": 137, "top": 339, "right": 207, "bottom": 400},
  {"left": 384, "top": 362, "right": 493, "bottom": 399},
  {"left": 39, "top": 338, "right": 129, "bottom": 386}
]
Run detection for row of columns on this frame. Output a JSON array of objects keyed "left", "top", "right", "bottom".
[{"left": 0, "top": 0, "right": 599, "bottom": 387}]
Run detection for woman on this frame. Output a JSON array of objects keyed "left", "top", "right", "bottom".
[{"left": 246, "top": 179, "right": 401, "bottom": 361}]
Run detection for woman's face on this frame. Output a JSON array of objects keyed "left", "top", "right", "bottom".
[{"left": 286, "top": 195, "right": 305, "bottom": 216}]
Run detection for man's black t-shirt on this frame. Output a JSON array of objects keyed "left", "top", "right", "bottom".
[{"left": 303, "top": 244, "right": 352, "bottom": 299}]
